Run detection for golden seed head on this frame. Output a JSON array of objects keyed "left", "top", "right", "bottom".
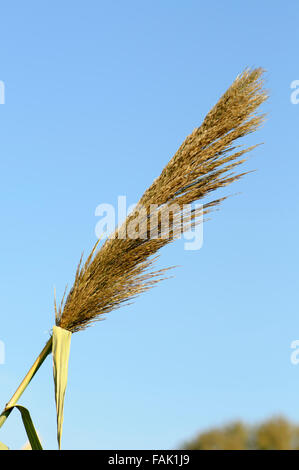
[{"left": 55, "top": 68, "right": 268, "bottom": 333}]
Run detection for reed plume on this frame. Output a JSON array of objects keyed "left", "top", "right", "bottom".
[
  {"left": 56, "top": 67, "right": 267, "bottom": 333},
  {"left": 0, "top": 67, "right": 268, "bottom": 446}
]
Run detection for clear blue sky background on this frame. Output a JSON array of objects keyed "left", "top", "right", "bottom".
[{"left": 0, "top": 1, "right": 298, "bottom": 450}]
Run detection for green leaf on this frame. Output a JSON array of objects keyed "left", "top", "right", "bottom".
[
  {"left": 52, "top": 325, "right": 72, "bottom": 449},
  {"left": 4, "top": 405, "right": 43, "bottom": 450},
  {"left": 0, "top": 441, "right": 9, "bottom": 450}
]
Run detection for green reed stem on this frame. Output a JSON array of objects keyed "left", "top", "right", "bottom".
[{"left": 0, "top": 337, "right": 52, "bottom": 429}]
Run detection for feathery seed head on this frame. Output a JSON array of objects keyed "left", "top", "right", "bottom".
[{"left": 56, "top": 68, "right": 267, "bottom": 333}]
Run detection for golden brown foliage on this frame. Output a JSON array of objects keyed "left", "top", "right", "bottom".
[
  {"left": 184, "top": 417, "right": 299, "bottom": 450},
  {"left": 185, "top": 422, "right": 248, "bottom": 450},
  {"left": 256, "top": 417, "right": 293, "bottom": 450},
  {"left": 55, "top": 68, "right": 267, "bottom": 333}
]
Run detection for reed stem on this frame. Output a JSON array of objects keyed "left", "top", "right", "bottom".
[{"left": 0, "top": 337, "right": 52, "bottom": 429}]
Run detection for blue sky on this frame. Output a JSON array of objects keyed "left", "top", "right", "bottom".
[{"left": 0, "top": 0, "right": 298, "bottom": 450}]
